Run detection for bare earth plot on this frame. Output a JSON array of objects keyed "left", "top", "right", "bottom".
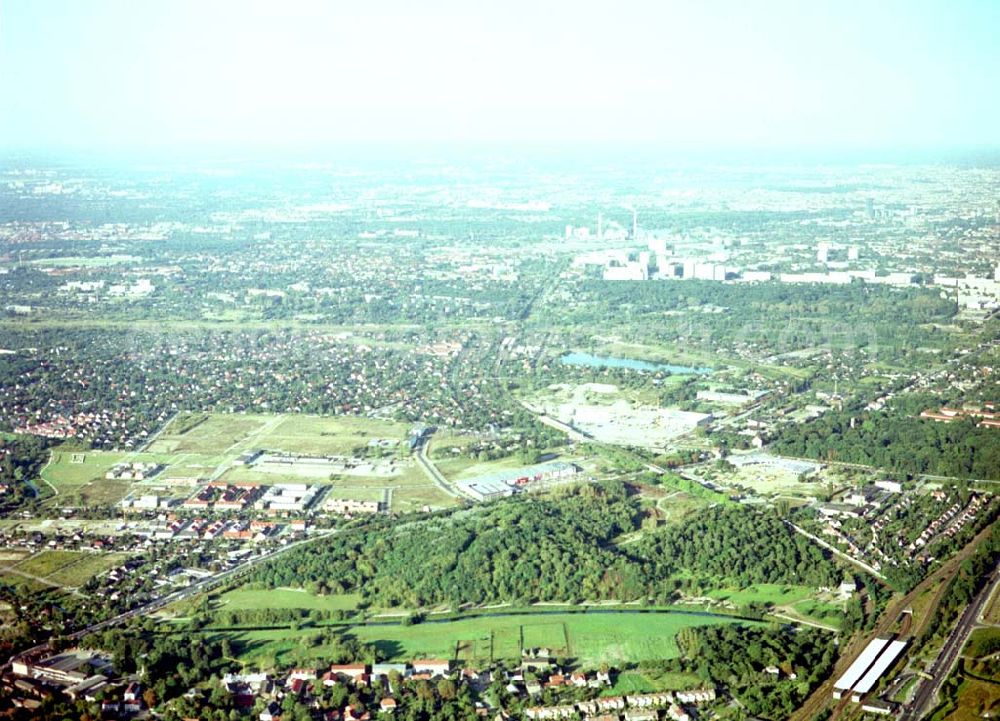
[{"left": 525, "top": 383, "right": 710, "bottom": 450}]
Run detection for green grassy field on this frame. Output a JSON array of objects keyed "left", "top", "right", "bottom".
[
  {"left": 965, "top": 628, "right": 1000, "bottom": 659},
  {"left": 722, "top": 464, "right": 818, "bottom": 497},
  {"left": 63, "top": 412, "right": 461, "bottom": 512},
  {"left": 606, "top": 671, "right": 658, "bottom": 695},
  {"left": 13, "top": 550, "right": 89, "bottom": 578},
  {"left": 41, "top": 450, "right": 177, "bottom": 506},
  {"left": 931, "top": 675, "right": 1000, "bottom": 721},
  {"left": 790, "top": 599, "right": 845, "bottom": 627},
  {"left": 603, "top": 670, "right": 707, "bottom": 696},
  {"left": 983, "top": 587, "right": 1000, "bottom": 625},
  {"left": 391, "top": 485, "right": 461, "bottom": 512},
  {"left": 705, "top": 584, "right": 815, "bottom": 607},
  {"left": 649, "top": 490, "right": 710, "bottom": 525},
  {"left": 1, "top": 550, "right": 125, "bottom": 589},
  {"left": 25, "top": 255, "right": 141, "bottom": 268},
  {"left": 255, "top": 415, "right": 412, "bottom": 456},
  {"left": 149, "top": 413, "right": 270, "bottom": 455},
  {"left": 43, "top": 451, "right": 134, "bottom": 485},
  {"left": 44, "top": 553, "right": 129, "bottom": 587},
  {"left": 215, "top": 588, "right": 360, "bottom": 612},
  {"left": 223, "top": 611, "right": 748, "bottom": 669}
]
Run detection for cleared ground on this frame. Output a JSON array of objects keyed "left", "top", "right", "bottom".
[
  {"left": 147, "top": 413, "right": 271, "bottom": 455},
  {"left": 525, "top": 383, "right": 710, "bottom": 450},
  {"left": 607, "top": 670, "right": 704, "bottom": 695}
]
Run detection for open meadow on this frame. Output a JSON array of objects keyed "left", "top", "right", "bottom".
[
  {"left": 0, "top": 549, "right": 127, "bottom": 591},
  {"left": 220, "top": 610, "right": 750, "bottom": 669},
  {"left": 214, "top": 587, "right": 361, "bottom": 613}
]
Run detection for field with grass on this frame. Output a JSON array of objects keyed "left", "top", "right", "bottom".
[
  {"left": 45, "top": 552, "right": 129, "bottom": 587},
  {"left": 62, "top": 412, "right": 460, "bottom": 512},
  {"left": 721, "top": 464, "right": 818, "bottom": 497},
  {"left": 254, "top": 415, "right": 413, "bottom": 456},
  {"left": 647, "top": 490, "right": 710, "bottom": 525},
  {"left": 983, "top": 585, "right": 1000, "bottom": 625},
  {"left": 214, "top": 587, "right": 360, "bottom": 612},
  {"left": 606, "top": 671, "right": 658, "bottom": 695},
  {"left": 219, "top": 611, "right": 751, "bottom": 670},
  {"left": 965, "top": 628, "right": 1000, "bottom": 660},
  {"left": 389, "top": 485, "right": 460, "bottom": 512},
  {"left": 705, "top": 584, "right": 815, "bottom": 608},
  {"left": 0, "top": 550, "right": 127, "bottom": 589},
  {"left": 148, "top": 413, "right": 272, "bottom": 455},
  {"left": 788, "top": 599, "right": 845, "bottom": 628},
  {"left": 25, "top": 255, "right": 142, "bottom": 268},
  {"left": 932, "top": 674, "right": 1000, "bottom": 721},
  {"left": 41, "top": 449, "right": 176, "bottom": 506}
]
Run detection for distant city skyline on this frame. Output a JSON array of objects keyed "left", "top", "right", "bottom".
[{"left": 2, "top": 0, "right": 999, "bottom": 152}]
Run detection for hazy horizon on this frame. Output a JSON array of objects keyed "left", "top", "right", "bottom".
[{"left": 2, "top": 0, "right": 1000, "bottom": 154}]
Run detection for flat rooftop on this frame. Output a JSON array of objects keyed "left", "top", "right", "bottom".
[{"left": 833, "top": 637, "right": 891, "bottom": 691}]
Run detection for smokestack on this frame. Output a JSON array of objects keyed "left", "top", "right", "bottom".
[
  {"left": 632, "top": 208, "right": 638, "bottom": 240},
  {"left": 597, "top": 212, "right": 603, "bottom": 240}
]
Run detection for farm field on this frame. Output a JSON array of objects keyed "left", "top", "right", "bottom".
[
  {"left": 47, "top": 412, "right": 461, "bottom": 512},
  {"left": 10, "top": 550, "right": 83, "bottom": 578},
  {"left": 435, "top": 445, "right": 595, "bottom": 486},
  {"left": 46, "top": 552, "right": 129, "bottom": 587},
  {"left": 721, "top": 464, "right": 819, "bottom": 497},
  {"left": 24, "top": 255, "right": 142, "bottom": 268},
  {"left": 648, "top": 490, "right": 711, "bottom": 525},
  {"left": 788, "top": 599, "right": 845, "bottom": 628},
  {"left": 933, "top": 675, "right": 1000, "bottom": 721},
  {"left": 605, "top": 670, "right": 706, "bottom": 695},
  {"left": 390, "top": 485, "right": 461, "bottom": 512}
]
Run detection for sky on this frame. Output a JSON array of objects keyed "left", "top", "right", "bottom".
[{"left": 1, "top": 0, "right": 999, "bottom": 153}]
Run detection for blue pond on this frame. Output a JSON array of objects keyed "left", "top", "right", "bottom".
[{"left": 559, "top": 351, "right": 711, "bottom": 374}]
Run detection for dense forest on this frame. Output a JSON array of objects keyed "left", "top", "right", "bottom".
[
  {"left": 0, "top": 435, "right": 51, "bottom": 511},
  {"left": 680, "top": 625, "right": 837, "bottom": 720},
  {"left": 772, "top": 406, "right": 1000, "bottom": 480},
  {"left": 636, "top": 505, "right": 841, "bottom": 587},
  {"left": 249, "top": 483, "right": 840, "bottom": 607}
]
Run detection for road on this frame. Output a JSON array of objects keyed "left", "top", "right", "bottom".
[
  {"left": 900, "top": 558, "right": 1000, "bottom": 721},
  {"left": 785, "top": 520, "right": 887, "bottom": 581},
  {"left": 414, "top": 437, "right": 471, "bottom": 501}
]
